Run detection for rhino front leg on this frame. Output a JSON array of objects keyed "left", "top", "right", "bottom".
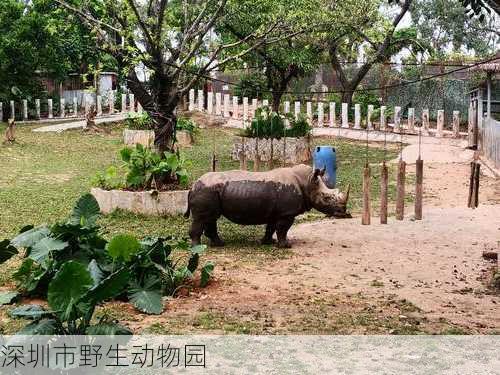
[
  {"left": 261, "top": 223, "right": 276, "bottom": 245},
  {"left": 204, "top": 221, "right": 225, "bottom": 247},
  {"left": 276, "top": 217, "right": 294, "bottom": 248}
]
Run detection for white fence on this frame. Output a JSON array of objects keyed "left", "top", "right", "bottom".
[{"left": 483, "top": 117, "right": 500, "bottom": 169}]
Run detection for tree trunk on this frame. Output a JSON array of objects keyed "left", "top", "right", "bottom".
[
  {"left": 152, "top": 111, "right": 177, "bottom": 155},
  {"left": 271, "top": 92, "right": 283, "bottom": 112},
  {"left": 341, "top": 90, "right": 354, "bottom": 109}
]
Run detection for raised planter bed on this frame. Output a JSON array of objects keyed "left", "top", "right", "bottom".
[
  {"left": 123, "top": 129, "right": 193, "bottom": 148},
  {"left": 232, "top": 136, "right": 311, "bottom": 164},
  {"left": 91, "top": 187, "right": 188, "bottom": 216}
]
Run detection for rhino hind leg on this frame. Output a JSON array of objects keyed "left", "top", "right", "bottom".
[
  {"left": 276, "top": 217, "right": 294, "bottom": 248},
  {"left": 261, "top": 223, "right": 276, "bottom": 245},
  {"left": 204, "top": 221, "right": 225, "bottom": 247}
]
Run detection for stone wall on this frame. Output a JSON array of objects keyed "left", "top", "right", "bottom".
[
  {"left": 91, "top": 188, "right": 188, "bottom": 216},
  {"left": 232, "top": 136, "right": 311, "bottom": 164}
]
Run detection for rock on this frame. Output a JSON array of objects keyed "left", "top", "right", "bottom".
[
  {"left": 123, "top": 129, "right": 154, "bottom": 147},
  {"left": 232, "top": 136, "right": 311, "bottom": 164},
  {"left": 482, "top": 251, "right": 498, "bottom": 261}
]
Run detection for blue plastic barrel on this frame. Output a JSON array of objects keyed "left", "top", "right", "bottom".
[{"left": 313, "top": 146, "right": 337, "bottom": 188}]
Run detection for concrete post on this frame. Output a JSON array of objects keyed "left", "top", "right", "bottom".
[
  {"left": 73, "top": 97, "right": 78, "bottom": 117},
  {"left": 108, "top": 92, "right": 114, "bottom": 114},
  {"left": 216, "top": 92, "right": 222, "bottom": 115},
  {"left": 317, "top": 102, "right": 324, "bottom": 127},
  {"left": 294, "top": 101, "right": 300, "bottom": 120},
  {"left": 243, "top": 97, "right": 249, "bottom": 126},
  {"left": 23, "top": 100, "right": 28, "bottom": 120},
  {"left": 284, "top": 101, "right": 290, "bottom": 115},
  {"left": 232, "top": 96, "right": 239, "bottom": 119},
  {"left": 354, "top": 104, "right": 361, "bottom": 129},
  {"left": 452, "top": 111, "right": 460, "bottom": 138},
  {"left": 223, "top": 94, "right": 230, "bottom": 117},
  {"left": 380, "top": 106, "right": 386, "bottom": 131},
  {"left": 341, "top": 103, "right": 349, "bottom": 128},
  {"left": 367, "top": 104, "right": 374, "bottom": 130},
  {"left": 189, "top": 89, "right": 195, "bottom": 111},
  {"left": 48, "top": 99, "right": 53, "bottom": 119},
  {"left": 329, "top": 102, "right": 336, "bottom": 127},
  {"left": 137, "top": 102, "right": 143, "bottom": 114},
  {"left": 60, "top": 98, "right": 65, "bottom": 118},
  {"left": 207, "top": 92, "right": 213, "bottom": 114},
  {"left": 96, "top": 96, "right": 101, "bottom": 116},
  {"left": 121, "top": 94, "right": 127, "bottom": 113},
  {"left": 35, "top": 99, "right": 41, "bottom": 120},
  {"left": 197, "top": 90, "right": 204, "bottom": 112},
  {"left": 10, "top": 100, "right": 15, "bottom": 120},
  {"left": 422, "top": 109, "right": 430, "bottom": 135},
  {"left": 129, "top": 94, "right": 135, "bottom": 112},
  {"left": 408, "top": 107, "right": 415, "bottom": 132},
  {"left": 394, "top": 106, "right": 401, "bottom": 132},
  {"left": 437, "top": 110, "right": 444, "bottom": 138},
  {"left": 262, "top": 99, "right": 269, "bottom": 107},
  {"left": 306, "top": 102, "right": 312, "bottom": 124},
  {"left": 252, "top": 98, "right": 258, "bottom": 115}
]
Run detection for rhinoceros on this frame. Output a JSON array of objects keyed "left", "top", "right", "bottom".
[{"left": 184, "top": 164, "right": 350, "bottom": 248}]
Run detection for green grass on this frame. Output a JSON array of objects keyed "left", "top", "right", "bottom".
[{"left": 0, "top": 122, "right": 398, "bottom": 244}]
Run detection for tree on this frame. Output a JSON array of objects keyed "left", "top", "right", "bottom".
[
  {"left": 325, "top": 0, "right": 427, "bottom": 107},
  {"left": 55, "top": 0, "right": 291, "bottom": 156},
  {"left": 0, "top": 0, "right": 103, "bottom": 104},
  {"left": 410, "top": 0, "right": 499, "bottom": 57},
  {"left": 220, "top": 0, "right": 323, "bottom": 111}
]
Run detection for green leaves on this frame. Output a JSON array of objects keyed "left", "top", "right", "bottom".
[
  {"left": 0, "top": 239, "right": 18, "bottom": 263},
  {"left": 128, "top": 276, "right": 163, "bottom": 315},
  {"left": 9, "top": 304, "right": 51, "bottom": 320},
  {"left": 85, "top": 323, "right": 132, "bottom": 335},
  {"left": 0, "top": 291, "right": 18, "bottom": 305},
  {"left": 201, "top": 262, "right": 215, "bottom": 288},
  {"left": 69, "top": 193, "right": 100, "bottom": 228},
  {"left": 18, "top": 319, "right": 60, "bottom": 335},
  {"left": 11, "top": 226, "right": 50, "bottom": 249},
  {"left": 85, "top": 268, "right": 130, "bottom": 305},
  {"left": 47, "top": 261, "right": 94, "bottom": 321},
  {"left": 29, "top": 237, "right": 68, "bottom": 265},
  {"left": 107, "top": 234, "right": 141, "bottom": 261}
]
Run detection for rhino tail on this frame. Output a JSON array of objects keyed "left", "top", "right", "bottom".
[{"left": 184, "top": 190, "right": 191, "bottom": 218}]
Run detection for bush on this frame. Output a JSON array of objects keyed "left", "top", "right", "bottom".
[
  {"left": 242, "top": 108, "right": 311, "bottom": 139},
  {"left": 125, "top": 111, "right": 152, "bottom": 130},
  {"left": 0, "top": 194, "right": 215, "bottom": 326},
  {"left": 176, "top": 117, "right": 198, "bottom": 135}
]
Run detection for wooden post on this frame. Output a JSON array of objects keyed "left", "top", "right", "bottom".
[
  {"left": 380, "top": 161, "right": 388, "bottom": 224},
  {"left": 395, "top": 159, "right": 406, "bottom": 220},
  {"left": 254, "top": 139, "right": 260, "bottom": 171},
  {"left": 467, "top": 161, "right": 475, "bottom": 208},
  {"left": 415, "top": 158, "right": 423, "bottom": 220},
  {"left": 362, "top": 163, "right": 371, "bottom": 225},
  {"left": 452, "top": 111, "right": 460, "bottom": 138},
  {"left": 474, "top": 163, "right": 480, "bottom": 208}
]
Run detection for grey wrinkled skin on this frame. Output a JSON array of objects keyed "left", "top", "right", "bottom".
[{"left": 185, "top": 164, "right": 350, "bottom": 248}]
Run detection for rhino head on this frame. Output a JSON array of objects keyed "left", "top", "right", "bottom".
[{"left": 307, "top": 168, "right": 351, "bottom": 218}]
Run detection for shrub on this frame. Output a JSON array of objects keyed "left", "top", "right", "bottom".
[
  {"left": 243, "top": 108, "right": 311, "bottom": 139},
  {"left": 120, "top": 144, "right": 189, "bottom": 190},
  {"left": 0, "top": 194, "right": 215, "bottom": 323},
  {"left": 176, "top": 117, "right": 198, "bottom": 135},
  {"left": 125, "top": 111, "right": 152, "bottom": 130}
]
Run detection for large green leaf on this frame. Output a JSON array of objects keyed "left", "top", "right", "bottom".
[
  {"left": 86, "top": 323, "right": 132, "bottom": 335},
  {"left": 47, "top": 261, "right": 93, "bottom": 321},
  {"left": 85, "top": 268, "right": 130, "bottom": 305},
  {"left": 11, "top": 226, "right": 50, "bottom": 249},
  {"left": 29, "top": 237, "right": 68, "bottom": 265},
  {"left": 87, "top": 259, "right": 104, "bottom": 287},
  {"left": 9, "top": 304, "right": 51, "bottom": 320},
  {"left": 107, "top": 234, "right": 141, "bottom": 262},
  {"left": 17, "top": 319, "right": 60, "bottom": 335},
  {"left": 0, "top": 291, "right": 18, "bottom": 305},
  {"left": 200, "top": 262, "right": 215, "bottom": 288},
  {"left": 13, "top": 258, "right": 48, "bottom": 293},
  {"left": 69, "top": 193, "right": 100, "bottom": 228},
  {"left": 187, "top": 244, "right": 207, "bottom": 273},
  {"left": 128, "top": 277, "right": 163, "bottom": 315},
  {"left": 0, "top": 239, "right": 18, "bottom": 264}
]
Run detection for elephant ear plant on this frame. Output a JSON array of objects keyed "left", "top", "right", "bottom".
[{"left": 0, "top": 194, "right": 215, "bottom": 334}]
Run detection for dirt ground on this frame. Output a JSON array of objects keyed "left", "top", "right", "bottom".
[{"left": 121, "top": 162, "right": 500, "bottom": 334}]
